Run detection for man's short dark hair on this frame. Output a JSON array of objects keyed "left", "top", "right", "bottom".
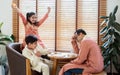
[
  {"left": 25, "top": 35, "right": 38, "bottom": 44},
  {"left": 75, "top": 29, "right": 87, "bottom": 35}
]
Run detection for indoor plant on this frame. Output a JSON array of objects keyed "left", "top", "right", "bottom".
[
  {"left": 100, "top": 5, "right": 120, "bottom": 73},
  {"left": 0, "top": 22, "right": 14, "bottom": 45},
  {"left": 0, "top": 56, "right": 6, "bottom": 75},
  {"left": 0, "top": 22, "right": 14, "bottom": 75}
]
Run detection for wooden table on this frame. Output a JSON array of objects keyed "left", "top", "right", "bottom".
[{"left": 48, "top": 52, "right": 77, "bottom": 75}]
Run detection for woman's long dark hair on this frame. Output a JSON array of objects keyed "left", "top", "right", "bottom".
[{"left": 26, "top": 12, "right": 38, "bottom": 26}]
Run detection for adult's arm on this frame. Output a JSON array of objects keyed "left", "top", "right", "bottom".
[
  {"left": 71, "top": 40, "right": 90, "bottom": 64},
  {"left": 71, "top": 40, "right": 79, "bottom": 54}
]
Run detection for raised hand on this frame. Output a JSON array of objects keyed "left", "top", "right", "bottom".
[
  {"left": 12, "top": 3, "right": 17, "bottom": 9},
  {"left": 47, "top": 7, "right": 51, "bottom": 14},
  {"left": 11, "top": 3, "right": 21, "bottom": 13}
]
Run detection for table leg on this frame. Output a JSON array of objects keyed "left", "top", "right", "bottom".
[{"left": 51, "top": 59, "right": 58, "bottom": 75}]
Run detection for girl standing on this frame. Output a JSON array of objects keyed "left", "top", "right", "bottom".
[{"left": 12, "top": 3, "right": 51, "bottom": 49}]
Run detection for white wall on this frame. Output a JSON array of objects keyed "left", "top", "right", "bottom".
[
  {"left": 0, "top": 0, "right": 12, "bottom": 35},
  {"left": 107, "top": 0, "right": 120, "bottom": 23}
]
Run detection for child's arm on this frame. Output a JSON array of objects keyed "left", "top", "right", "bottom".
[
  {"left": 34, "top": 51, "right": 41, "bottom": 57},
  {"left": 22, "top": 50, "right": 38, "bottom": 66},
  {"left": 38, "top": 7, "right": 51, "bottom": 26},
  {"left": 34, "top": 50, "right": 50, "bottom": 60},
  {"left": 12, "top": 3, "right": 27, "bottom": 25}
]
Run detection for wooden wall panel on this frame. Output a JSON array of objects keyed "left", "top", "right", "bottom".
[
  {"left": 98, "top": 0, "right": 107, "bottom": 45},
  {"left": 12, "top": 0, "right": 19, "bottom": 42}
]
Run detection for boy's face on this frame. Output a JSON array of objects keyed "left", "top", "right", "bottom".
[{"left": 27, "top": 41, "right": 37, "bottom": 50}]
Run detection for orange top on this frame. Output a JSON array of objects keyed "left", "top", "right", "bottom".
[{"left": 19, "top": 12, "right": 48, "bottom": 48}]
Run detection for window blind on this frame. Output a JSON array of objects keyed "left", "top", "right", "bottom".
[
  {"left": 38, "top": 0, "right": 55, "bottom": 50},
  {"left": 56, "top": 0, "right": 76, "bottom": 51},
  {"left": 19, "top": 0, "right": 36, "bottom": 43},
  {"left": 77, "top": 0, "right": 98, "bottom": 42}
]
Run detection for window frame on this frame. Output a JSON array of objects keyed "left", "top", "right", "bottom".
[{"left": 12, "top": 0, "right": 106, "bottom": 51}]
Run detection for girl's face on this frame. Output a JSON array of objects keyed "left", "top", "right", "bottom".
[
  {"left": 29, "top": 15, "right": 37, "bottom": 24},
  {"left": 28, "top": 41, "right": 37, "bottom": 50}
]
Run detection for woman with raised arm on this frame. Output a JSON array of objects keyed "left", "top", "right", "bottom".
[{"left": 12, "top": 3, "right": 51, "bottom": 49}]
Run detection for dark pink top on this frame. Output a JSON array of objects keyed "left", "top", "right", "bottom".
[{"left": 59, "top": 38, "right": 104, "bottom": 75}]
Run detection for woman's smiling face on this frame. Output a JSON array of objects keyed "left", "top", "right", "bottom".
[{"left": 29, "top": 15, "right": 37, "bottom": 24}]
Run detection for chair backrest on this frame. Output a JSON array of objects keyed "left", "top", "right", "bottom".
[{"left": 6, "top": 43, "right": 31, "bottom": 75}]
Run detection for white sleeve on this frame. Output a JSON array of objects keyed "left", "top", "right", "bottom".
[
  {"left": 22, "top": 49, "right": 39, "bottom": 66},
  {"left": 36, "top": 45, "right": 49, "bottom": 55}
]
